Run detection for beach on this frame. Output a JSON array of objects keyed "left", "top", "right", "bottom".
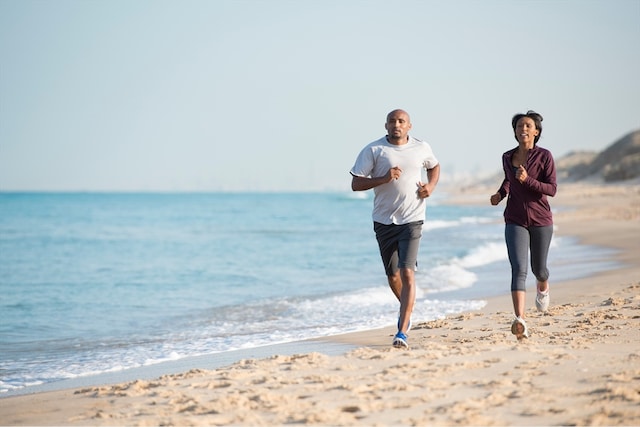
[{"left": 1, "top": 181, "right": 639, "bottom": 426}]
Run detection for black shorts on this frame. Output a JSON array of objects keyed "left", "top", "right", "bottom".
[{"left": 373, "top": 221, "right": 423, "bottom": 277}]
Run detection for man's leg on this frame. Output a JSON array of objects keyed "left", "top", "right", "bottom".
[
  {"left": 387, "top": 272, "right": 402, "bottom": 301},
  {"left": 395, "top": 222, "right": 421, "bottom": 333},
  {"left": 397, "top": 267, "right": 415, "bottom": 333},
  {"left": 376, "top": 222, "right": 401, "bottom": 301}
]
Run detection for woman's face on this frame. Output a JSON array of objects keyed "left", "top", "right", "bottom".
[{"left": 515, "top": 117, "right": 539, "bottom": 146}]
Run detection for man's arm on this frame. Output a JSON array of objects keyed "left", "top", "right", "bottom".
[
  {"left": 351, "top": 167, "right": 401, "bottom": 191},
  {"left": 417, "top": 163, "right": 440, "bottom": 198}
]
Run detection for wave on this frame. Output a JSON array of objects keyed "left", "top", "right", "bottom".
[
  {"left": 456, "top": 242, "right": 507, "bottom": 268},
  {"left": 0, "top": 285, "right": 485, "bottom": 394},
  {"left": 423, "top": 216, "right": 494, "bottom": 231},
  {"left": 419, "top": 241, "right": 507, "bottom": 294},
  {"left": 338, "top": 191, "right": 369, "bottom": 200}
]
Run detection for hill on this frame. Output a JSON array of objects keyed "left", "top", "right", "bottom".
[
  {"left": 453, "top": 129, "right": 640, "bottom": 193},
  {"left": 558, "top": 129, "right": 640, "bottom": 182}
]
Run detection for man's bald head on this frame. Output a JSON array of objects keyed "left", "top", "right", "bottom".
[
  {"left": 385, "top": 109, "right": 412, "bottom": 144},
  {"left": 386, "top": 109, "right": 411, "bottom": 123}
]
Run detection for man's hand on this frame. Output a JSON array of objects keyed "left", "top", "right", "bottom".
[
  {"left": 417, "top": 181, "right": 434, "bottom": 199},
  {"left": 387, "top": 166, "right": 402, "bottom": 182},
  {"left": 490, "top": 193, "right": 501, "bottom": 206}
]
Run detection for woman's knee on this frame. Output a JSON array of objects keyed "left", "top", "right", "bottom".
[{"left": 533, "top": 267, "right": 549, "bottom": 283}]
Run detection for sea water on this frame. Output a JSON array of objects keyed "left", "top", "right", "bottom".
[{"left": 0, "top": 192, "right": 618, "bottom": 393}]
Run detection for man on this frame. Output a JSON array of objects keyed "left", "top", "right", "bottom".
[{"left": 350, "top": 109, "right": 440, "bottom": 348}]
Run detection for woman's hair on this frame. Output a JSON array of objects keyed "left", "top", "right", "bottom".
[{"left": 511, "top": 110, "right": 544, "bottom": 144}]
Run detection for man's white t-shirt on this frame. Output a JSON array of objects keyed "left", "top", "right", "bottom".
[{"left": 350, "top": 136, "right": 439, "bottom": 225}]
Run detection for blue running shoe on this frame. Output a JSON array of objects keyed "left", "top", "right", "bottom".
[{"left": 392, "top": 332, "right": 409, "bottom": 349}]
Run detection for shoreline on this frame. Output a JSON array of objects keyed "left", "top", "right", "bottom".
[
  {"left": 0, "top": 185, "right": 621, "bottom": 399},
  {"left": 1, "top": 181, "right": 638, "bottom": 426},
  {"left": 0, "top": 340, "right": 358, "bottom": 399}
]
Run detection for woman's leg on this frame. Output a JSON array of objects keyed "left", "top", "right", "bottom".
[
  {"left": 511, "top": 290, "right": 526, "bottom": 318},
  {"left": 530, "top": 225, "right": 553, "bottom": 286},
  {"left": 531, "top": 225, "right": 554, "bottom": 310},
  {"left": 505, "top": 224, "right": 529, "bottom": 318}
]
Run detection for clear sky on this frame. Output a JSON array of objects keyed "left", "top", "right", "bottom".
[{"left": 1, "top": 0, "right": 638, "bottom": 192}]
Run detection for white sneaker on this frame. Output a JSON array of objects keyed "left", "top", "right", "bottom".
[
  {"left": 535, "top": 288, "right": 550, "bottom": 312},
  {"left": 511, "top": 317, "right": 529, "bottom": 340}
]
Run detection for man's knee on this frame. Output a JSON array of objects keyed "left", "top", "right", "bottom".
[
  {"left": 387, "top": 271, "right": 400, "bottom": 284},
  {"left": 399, "top": 267, "right": 415, "bottom": 282}
]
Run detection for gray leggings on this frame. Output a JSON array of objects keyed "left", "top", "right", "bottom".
[{"left": 505, "top": 224, "right": 553, "bottom": 292}]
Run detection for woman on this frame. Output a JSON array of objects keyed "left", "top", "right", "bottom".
[{"left": 490, "top": 110, "right": 557, "bottom": 340}]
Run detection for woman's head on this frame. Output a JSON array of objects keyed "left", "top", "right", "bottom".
[{"left": 512, "top": 110, "right": 543, "bottom": 144}]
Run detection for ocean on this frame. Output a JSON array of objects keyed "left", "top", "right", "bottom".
[{"left": 0, "top": 192, "right": 618, "bottom": 394}]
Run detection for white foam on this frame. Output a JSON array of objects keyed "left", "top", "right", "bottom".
[
  {"left": 421, "top": 264, "right": 478, "bottom": 293},
  {"left": 417, "top": 241, "right": 507, "bottom": 294},
  {"left": 423, "top": 216, "right": 494, "bottom": 231},
  {"left": 340, "top": 191, "right": 369, "bottom": 200},
  {"left": 456, "top": 242, "right": 507, "bottom": 268}
]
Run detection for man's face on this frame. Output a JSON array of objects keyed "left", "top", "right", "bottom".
[{"left": 385, "top": 111, "right": 412, "bottom": 141}]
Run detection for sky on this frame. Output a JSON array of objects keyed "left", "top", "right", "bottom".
[{"left": 1, "top": 0, "right": 639, "bottom": 192}]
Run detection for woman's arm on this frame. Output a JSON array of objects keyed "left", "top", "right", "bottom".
[{"left": 523, "top": 152, "right": 557, "bottom": 197}]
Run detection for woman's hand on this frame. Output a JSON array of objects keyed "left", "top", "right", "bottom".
[
  {"left": 490, "top": 193, "right": 501, "bottom": 206},
  {"left": 516, "top": 165, "right": 528, "bottom": 183}
]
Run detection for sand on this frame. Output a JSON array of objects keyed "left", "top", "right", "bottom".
[{"left": 1, "top": 181, "right": 639, "bottom": 426}]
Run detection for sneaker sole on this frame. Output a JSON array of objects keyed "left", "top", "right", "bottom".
[
  {"left": 391, "top": 334, "right": 409, "bottom": 348},
  {"left": 392, "top": 337, "right": 409, "bottom": 349},
  {"left": 511, "top": 320, "right": 528, "bottom": 340}
]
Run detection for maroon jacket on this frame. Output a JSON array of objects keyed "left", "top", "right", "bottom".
[{"left": 496, "top": 145, "right": 557, "bottom": 227}]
